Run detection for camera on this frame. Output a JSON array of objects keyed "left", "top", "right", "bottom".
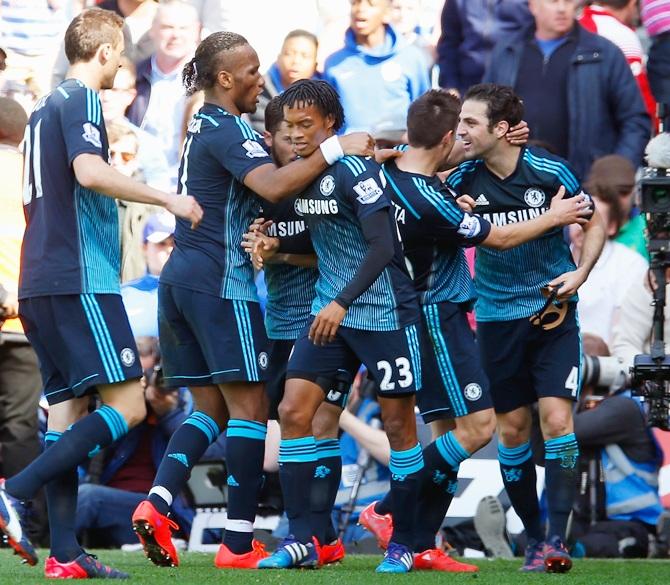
[
  {"left": 581, "top": 354, "right": 628, "bottom": 390},
  {"left": 630, "top": 104, "right": 670, "bottom": 430},
  {"left": 143, "top": 363, "right": 171, "bottom": 394}
]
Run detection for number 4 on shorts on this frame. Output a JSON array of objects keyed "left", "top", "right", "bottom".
[{"left": 565, "top": 366, "right": 579, "bottom": 397}]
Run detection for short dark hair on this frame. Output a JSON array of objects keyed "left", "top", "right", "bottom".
[
  {"left": 407, "top": 90, "right": 460, "bottom": 148},
  {"left": 64, "top": 8, "right": 124, "bottom": 64},
  {"left": 283, "top": 29, "right": 318, "bottom": 50},
  {"left": 279, "top": 79, "right": 345, "bottom": 131},
  {"left": 264, "top": 95, "right": 285, "bottom": 135},
  {"left": 463, "top": 83, "right": 523, "bottom": 131},
  {"left": 182, "top": 31, "right": 249, "bottom": 97},
  {"left": 596, "top": 0, "right": 632, "bottom": 9}
]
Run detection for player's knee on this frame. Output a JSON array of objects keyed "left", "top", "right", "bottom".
[
  {"left": 541, "top": 410, "right": 572, "bottom": 439},
  {"left": 277, "top": 399, "right": 312, "bottom": 435},
  {"left": 464, "top": 410, "right": 496, "bottom": 451},
  {"left": 498, "top": 425, "right": 527, "bottom": 448},
  {"left": 311, "top": 406, "right": 340, "bottom": 439},
  {"left": 382, "top": 414, "right": 415, "bottom": 451}
]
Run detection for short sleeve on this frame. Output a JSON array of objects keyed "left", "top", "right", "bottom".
[
  {"left": 62, "top": 87, "right": 106, "bottom": 165},
  {"left": 339, "top": 157, "right": 391, "bottom": 221},
  {"left": 210, "top": 117, "right": 272, "bottom": 183}
]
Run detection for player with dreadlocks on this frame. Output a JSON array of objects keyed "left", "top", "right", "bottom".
[
  {"left": 257, "top": 79, "right": 423, "bottom": 574},
  {"left": 130, "top": 32, "right": 374, "bottom": 570}
]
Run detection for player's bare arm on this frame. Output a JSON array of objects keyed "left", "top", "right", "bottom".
[{"left": 72, "top": 154, "right": 203, "bottom": 228}]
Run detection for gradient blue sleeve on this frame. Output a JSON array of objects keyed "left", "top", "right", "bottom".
[
  {"left": 61, "top": 87, "right": 106, "bottom": 165},
  {"left": 210, "top": 117, "right": 272, "bottom": 183}
]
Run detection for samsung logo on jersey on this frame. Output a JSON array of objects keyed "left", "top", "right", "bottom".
[
  {"left": 267, "top": 220, "right": 307, "bottom": 237},
  {"left": 294, "top": 198, "right": 339, "bottom": 216},
  {"left": 481, "top": 207, "right": 549, "bottom": 226}
]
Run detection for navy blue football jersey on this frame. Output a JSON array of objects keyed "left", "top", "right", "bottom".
[
  {"left": 382, "top": 160, "right": 491, "bottom": 306},
  {"left": 261, "top": 198, "right": 318, "bottom": 340},
  {"left": 19, "top": 79, "right": 119, "bottom": 298},
  {"left": 296, "top": 155, "right": 418, "bottom": 331},
  {"left": 446, "top": 145, "right": 587, "bottom": 321},
  {"left": 160, "top": 104, "right": 272, "bottom": 301}
]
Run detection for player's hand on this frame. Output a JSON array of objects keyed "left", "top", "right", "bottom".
[
  {"left": 166, "top": 194, "right": 203, "bottom": 229},
  {"left": 456, "top": 194, "right": 476, "bottom": 213},
  {"left": 145, "top": 385, "right": 179, "bottom": 417},
  {"left": 547, "top": 186, "right": 591, "bottom": 227},
  {"left": 248, "top": 217, "right": 273, "bottom": 235},
  {"left": 339, "top": 132, "right": 376, "bottom": 158},
  {"left": 506, "top": 120, "right": 529, "bottom": 145},
  {"left": 375, "top": 148, "right": 402, "bottom": 164},
  {"left": 309, "top": 301, "right": 347, "bottom": 346},
  {"left": 546, "top": 268, "right": 588, "bottom": 301},
  {"left": 249, "top": 234, "right": 280, "bottom": 270},
  {"left": 0, "top": 291, "right": 18, "bottom": 320}
]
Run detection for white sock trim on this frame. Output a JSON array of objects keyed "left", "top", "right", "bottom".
[
  {"left": 226, "top": 518, "right": 253, "bottom": 533},
  {"left": 148, "top": 486, "right": 173, "bottom": 508}
]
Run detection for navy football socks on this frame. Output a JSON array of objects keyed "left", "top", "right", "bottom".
[
  {"left": 311, "top": 438, "right": 342, "bottom": 544},
  {"left": 388, "top": 444, "right": 424, "bottom": 547},
  {"left": 6, "top": 405, "right": 128, "bottom": 500},
  {"left": 544, "top": 433, "right": 579, "bottom": 540},
  {"left": 279, "top": 436, "right": 317, "bottom": 544},
  {"left": 223, "top": 419, "right": 267, "bottom": 554},
  {"left": 148, "top": 411, "right": 220, "bottom": 516},
  {"left": 498, "top": 441, "right": 544, "bottom": 542},
  {"left": 44, "top": 431, "right": 83, "bottom": 563}
]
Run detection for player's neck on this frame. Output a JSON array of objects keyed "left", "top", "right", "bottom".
[
  {"left": 204, "top": 90, "right": 241, "bottom": 116},
  {"left": 395, "top": 146, "right": 443, "bottom": 177},
  {"left": 483, "top": 144, "right": 521, "bottom": 180},
  {"left": 355, "top": 26, "right": 386, "bottom": 49},
  {"left": 66, "top": 64, "right": 102, "bottom": 92}
]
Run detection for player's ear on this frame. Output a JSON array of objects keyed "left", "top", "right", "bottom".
[
  {"left": 217, "top": 69, "right": 234, "bottom": 90},
  {"left": 98, "top": 43, "right": 111, "bottom": 65},
  {"left": 262, "top": 130, "right": 273, "bottom": 149},
  {"left": 441, "top": 129, "right": 455, "bottom": 148},
  {"left": 325, "top": 113, "right": 336, "bottom": 133},
  {"left": 493, "top": 120, "right": 509, "bottom": 139}
]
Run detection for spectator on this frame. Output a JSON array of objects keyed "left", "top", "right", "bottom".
[
  {"left": 0, "top": 98, "right": 44, "bottom": 543},
  {"left": 101, "top": 61, "right": 171, "bottom": 191},
  {"left": 389, "top": 0, "right": 436, "bottom": 69},
  {"left": 437, "top": 0, "right": 532, "bottom": 98},
  {"left": 570, "top": 336, "right": 664, "bottom": 558},
  {"left": 579, "top": 1, "right": 657, "bottom": 126},
  {"left": 324, "top": 0, "right": 430, "bottom": 135},
  {"left": 248, "top": 30, "right": 320, "bottom": 133},
  {"left": 121, "top": 212, "right": 176, "bottom": 338},
  {"left": 570, "top": 175, "right": 648, "bottom": 348},
  {"left": 96, "top": 0, "right": 158, "bottom": 62},
  {"left": 76, "top": 337, "right": 224, "bottom": 547},
  {"left": 484, "top": 0, "right": 650, "bottom": 179},
  {"left": 586, "top": 154, "right": 648, "bottom": 260},
  {"left": 0, "top": 0, "right": 68, "bottom": 97},
  {"left": 126, "top": 0, "right": 201, "bottom": 189},
  {"left": 641, "top": 0, "right": 670, "bottom": 105},
  {"left": 105, "top": 121, "right": 163, "bottom": 282},
  {"left": 612, "top": 270, "right": 670, "bottom": 374}
]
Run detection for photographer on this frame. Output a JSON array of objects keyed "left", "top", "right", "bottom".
[
  {"left": 0, "top": 97, "right": 45, "bottom": 542},
  {"left": 572, "top": 156, "right": 648, "bottom": 348},
  {"left": 571, "top": 334, "right": 664, "bottom": 558},
  {"left": 75, "top": 336, "right": 225, "bottom": 547}
]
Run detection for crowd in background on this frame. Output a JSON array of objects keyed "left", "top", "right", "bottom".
[{"left": 1, "top": 0, "right": 670, "bottom": 559}]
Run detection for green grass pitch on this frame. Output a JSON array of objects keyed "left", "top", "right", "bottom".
[{"left": 1, "top": 550, "right": 670, "bottom": 584}]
